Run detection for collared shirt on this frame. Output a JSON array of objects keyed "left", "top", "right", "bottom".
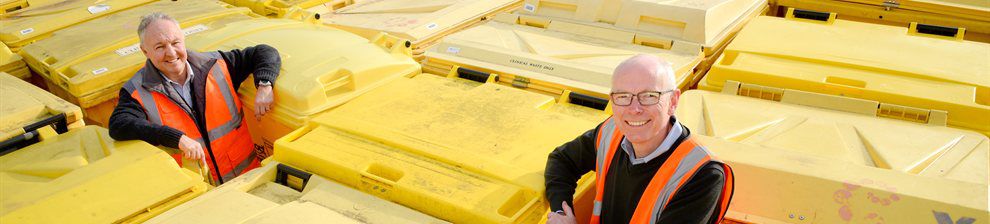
[
  {"left": 160, "top": 61, "right": 195, "bottom": 108},
  {"left": 619, "top": 117, "right": 683, "bottom": 165}
]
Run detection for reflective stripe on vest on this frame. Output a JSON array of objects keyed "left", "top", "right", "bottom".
[
  {"left": 124, "top": 58, "right": 257, "bottom": 183},
  {"left": 589, "top": 117, "right": 734, "bottom": 224}
]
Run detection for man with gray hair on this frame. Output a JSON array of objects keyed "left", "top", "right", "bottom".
[
  {"left": 545, "top": 54, "right": 734, "bottom": 224},
  {"left": 109, "top": 12, "right": 280, "bottom": 185}
]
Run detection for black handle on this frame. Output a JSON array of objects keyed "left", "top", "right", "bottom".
[
  {"left": 276, "top": 163, "right": 313, "bottom": 192},
  {"left": 793, "top": 9, "right": 831, "bottom": 22},
  {"left": 0, "top": 113, "right": 69, "bottom": 155},
  {"left": 916, "top": 23, "right": 961, "bottom": 37},
  {"left": 457, "top": 67, "right": 497, "bottom": 83},
  {"left": 569, "top": 92, "right": 609, "bottom": 110}
]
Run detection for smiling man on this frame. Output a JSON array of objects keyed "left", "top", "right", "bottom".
[
  {"left": 545, "top": 55, "right": 734, "bottom": 224},
  {"left": 109, "top": 12, "right": 280, "bottom": 185}
]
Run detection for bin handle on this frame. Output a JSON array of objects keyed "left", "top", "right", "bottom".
[
  {"left": 909, "top": 22, "right": 965, "bottom": 39},
  {"left": 456, "top": 67, "right": 498, "bottom": 83},
  {"left": 0, "top": 113, "right": 68, "bottom": 154},
  {"left": 564, "top": 91, "right": 609, "bottom": 111},
  {"left": 786, "top": 8, "right": 835, "bottom": 23}
]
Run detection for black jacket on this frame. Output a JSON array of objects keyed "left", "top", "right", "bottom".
[
  {"left": 108, "top": 45, "right": 280, "bottom": 149},
  {"left": 545, "top": 119, "right": 725, "bottom": 224}
]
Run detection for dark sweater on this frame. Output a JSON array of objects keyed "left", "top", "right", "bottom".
[
  {"left": 545, "top": 120, "right": 725, "bottom": 224},
  {"left": 108, "top": 44, "right": 280, "bottom": 148}
]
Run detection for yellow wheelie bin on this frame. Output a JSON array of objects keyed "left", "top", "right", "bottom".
[
  {"left": 0, "top": 72, "right": 83, "bottom": 150},
  {"left": 0, "top": 125, "right": 209, "bottom": 224},
  {"left": 19, "top": 0, "right": 260, "bottom": 127},
  {"left": 0, "top": 0, "right": 157, "bottom": 52},
  {"left": 318, "top": 0, "right": 523, "bottom": 60},
  {"left": 699, "top": 12, "right": 990, "bottom": 137},
  {"left": 675, "top": 88, "right": 988, "bottom": 223},
  {"left": 770, "top": 0, "right": 990, "bottom": 43},
  {"left": 146, "top": 161, "right": 448, "bottom": 223}
]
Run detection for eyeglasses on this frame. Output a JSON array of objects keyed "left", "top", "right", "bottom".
[{"left": 610, "top": 90, "right": 674, "bottom": 106}]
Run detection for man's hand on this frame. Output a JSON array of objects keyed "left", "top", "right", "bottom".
[
  {"left": 547, "top": 201, "right": 577, "bottom": 224},
  {"left": 178, "top": 135, "right": 206, "bottom": 164},
  {"left": 255, "top": 85, "right": 274, "bottom": 120}
]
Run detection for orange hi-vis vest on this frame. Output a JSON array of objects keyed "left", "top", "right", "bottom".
[
  {"left": 123, "top": 53, "right": 258, "bottom": 184},
  {"left": 590, "top": 117, "right": 734, "bottom": 224}
]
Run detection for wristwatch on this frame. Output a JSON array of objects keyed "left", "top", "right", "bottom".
[{"left": 257, "top": 80, "right": 273, "bottom": 87}]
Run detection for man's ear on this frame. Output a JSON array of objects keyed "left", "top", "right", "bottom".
[
  {"left": 140, "top": 44, "right": 148, "bottom": 56},
  {"left": 668, "top": 89, "right": 681, "bottom": 114}
]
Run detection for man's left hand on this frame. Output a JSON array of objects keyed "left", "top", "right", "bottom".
[{"left": 255, "top": 85, "right": 274, "bottom": 120}]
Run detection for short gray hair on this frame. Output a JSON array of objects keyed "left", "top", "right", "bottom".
[{"left": 137, "top": 12, "right": 179, "bottom": 41}]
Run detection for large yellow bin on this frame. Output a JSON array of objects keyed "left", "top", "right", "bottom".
[
  {"left": 272, "top": 71, "right": 609, "bottom": 223},
  {"left": 0, "top": 126, "right": 209, "bottom": 224},
  {"left": 674, "top": 89, "right": 989, "bottom": 223},
  {"left": 222, "top": 0, "right": 355, "bottom": 17},
  {"left": 19, "top": 0, "right": 260, "bottom": 127},
  {"left": 318, "top": 0, "right": 522, "bottom": 59},
  {"left": 0, "top": 72, "right": 83, "bottom": 148},
  {"left": 699, "top": 14, "right": 990, "bottom": 137},
  {"left": 0, "top": 0, "right": 157, "bottom": 52},
  {"left": 184, "top": 19, "right": 420, "bottom": 159},
  {"left": 771, "top": 0, "right": 990, "bottom": 43},
  {"left": 0, "top": 43, "right": 28, "bottom": 80},
  {"left": 422, "top": 13, "right": 702, "bottom": 98},
  {"left": 146, "top": 161, "right": 448, "bottom": 223}
]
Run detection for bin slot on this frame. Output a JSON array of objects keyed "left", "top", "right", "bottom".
[
  {"left": 569, "top": 92, "right": 609, "bottom": 110},
  {"left": 457, "top": 67, "right": 498, "bottom": 83},
  {"left": 276, "top": 164, "right": 313, "bottom": 192},
  {"left": 915, "top": 23, "right": 961, "bottom": 37},
  {"left": 792, "top": 9, "right": 831, "bottom": 22}
]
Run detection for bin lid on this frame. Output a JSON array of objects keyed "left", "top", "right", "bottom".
[
  {"left": 0, "top": 72, "right": 82, "bottom": 141},
  {"left": 0, "top": 126, "right": 208, "bottom": 223},
  {"left": 0, "top": 0, "right": 156, "bottom": 49}
]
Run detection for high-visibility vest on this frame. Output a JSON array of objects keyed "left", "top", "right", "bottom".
[
  {"left": 123, "top": 54, "right": 257, "bottom": 184},
  {"left": 590, "top": 117, "right": 734, "bottom": 224}
]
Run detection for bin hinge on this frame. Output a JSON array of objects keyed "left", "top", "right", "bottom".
[
  {"left": 512, "top": 77, "right": 530, "bottom": 88},
  {"left": 882, "top": 0, "right": 900, "bottom": 10}
]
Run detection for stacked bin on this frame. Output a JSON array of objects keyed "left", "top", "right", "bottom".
[
  {"left": 675, "top": 88, "right": 988, "bottom": 223},
  {"left": 0, "top": 72, "right": 83, "bottom": 151},
  {"left": 19, "top": 0, "right": 261, "bottom": 127},
  {"left": 221, "top": 0, "right": 355, "bottom": 17},
  {"left": 770, "top": 0, "right": 990, "bottom": 43},
  {"left": 183, "top": 18, "right": 420, "bottom": 159},
  {"left": 699, "top": 12, "right": 990, "bottom": 137},
  {"left": 317, "top": 0, "right": 523, "bottom": 60},
  {"left": 146, "top": 161, "right": 448, "bottom": 223},
  {"left": 0, "top": 126, "right": 209, "bottom": 223},
  {"left": 515, "top": 0, "right": 768, "bottom": 88},
  {"left": 0, "top": 43, "right": 28, "bottom": 80},
  {"left": 0, "top": 0, "right": 156, "bottom": 52},
  {"left": 270, "top": 70, "right": 610, "bottom": 223}
]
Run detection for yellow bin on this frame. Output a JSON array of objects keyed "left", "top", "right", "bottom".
[
  {"left": 0, "top": 0, "right": 156, "bottom": 52},
  {"left": 674, "top": 89, "right": 988, "bottom": 223},
  {"left": 19, "top": 0, "right": 260, "bottom": 127},
  {"left": 0, "top": 72, "right": 83, "bottom": 147},
  {"left": 222, "top": 0, "right": 355, "bottom": 17},
  {"left": 699, "top": 14, "right": 990, "bottom": 137},
  {"left": 0, "top": 126, "right": 209, "bottom": 224},
  {"left": 146, "top": 161, "right": 448, "bottom": 223},
  {"left": 184, "top": 19, "right": 420, "bottom": 159},
  {"left": 423, "top": 13, "right": 702, "bottom": 97},
  {"left": 319, "top": 0, "right": 522, "bottom": 58},
  {"left": 0, "top": 42, "right": 28, "bottom": 80},
  {"left": 272, "top": 71, "right": 609, "bottom": 223},
  {"left": 771, "top": 0, "right": 990, "bottom": 43}
]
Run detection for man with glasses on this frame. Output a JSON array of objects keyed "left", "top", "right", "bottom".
[{"left": 545, "top": 55, "right": 734, "bottom": 224}]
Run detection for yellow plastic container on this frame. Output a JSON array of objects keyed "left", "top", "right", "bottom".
[
  {"left": 272, "top": 70, "right": 610, "bottom": 223},
  {"left": 700, "top": 14, "right": 990, "bottom": 137},
  {"left": 772, "top": 0, "right": 990, "bottom": 43},
  {"left": 0, "top": 0, "right": 59, "bottom": 15},
  {"left": 0, "top": 72, "right": 83, "bottom": 145},
  {"left": 674, "top": 89, "right": 989, "bottom": 223},
  {"left": 0, "top": 0, "right": 157, "bottom": 52},
  {"left": 0, "top": 126, "right": 209, "bottom": 224},
  {"left": 319, "top": 0, "right": 522, "bottom": 58},
  {"left": 19, "top": 0, "right": 260, "bottom": 127},
  {"left": 146, "top": 161, "right": 448, "bottom": 223},
  {"left": 0, "top": 42, "right": 28, "bottom": 80},
  {"left": 519, "top": 0, "right": 768, "bottom": 56},
  {"left": 183, "top": 19, "right": 420, "bottom": 160},
  {"left": 422, "top": 13, "right": 702, "bottom": 97},
  {"left": 222, "top": 0, "right": 351, "bottom": 17}
]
